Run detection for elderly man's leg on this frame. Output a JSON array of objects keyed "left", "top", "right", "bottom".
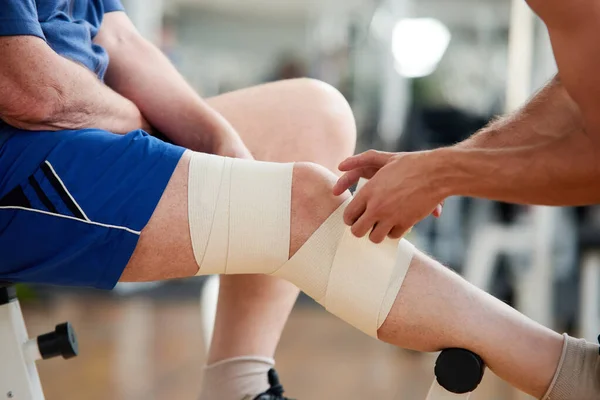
[
  {"left": 123, "top": 154, "right": 598, "bottom": 400},
  {"left": 201, "top": 79, "right": 355, "bottom": 398}
]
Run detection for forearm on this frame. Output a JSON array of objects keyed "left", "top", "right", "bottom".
[
  {"left": 0, "top": 37, "right": 145, "bottom": 133},
  {"left": 427, "top": 75, "right": 598, "bottom": 206},
  {"left": 526, "top": 0, "right": 600, "bottom": 131},
  {"left": 434, "top": 132, "right": 600, "bottom": 206},
  {"left": 97, "top": 21, "right": 231, "bottom": 152},
  {"left": 40, "top": 57, "right": 145, "bottom": 133},
  {"left": 34, "top": 59, "right": 145, "bottom": 133}
]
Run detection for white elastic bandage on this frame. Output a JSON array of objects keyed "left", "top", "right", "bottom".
[
  {"left": 188, "top": 152, "right": 415, "bottom": 337},
  {"left": 188, "top": 153, "right": 292, "bottom": 275}
]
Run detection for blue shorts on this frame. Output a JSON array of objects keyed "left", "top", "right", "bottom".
[{"left": 0, "top": 129, "right": 186, "bottom": 289}]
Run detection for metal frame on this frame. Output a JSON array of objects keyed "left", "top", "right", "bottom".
[
  {"left": 0, "top": 288, "right": 45, "bottom": 400},
  {"left": 0, "top": 286, "right": 78, "bottom": 400}
]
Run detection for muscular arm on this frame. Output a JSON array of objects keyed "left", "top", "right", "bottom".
[
  {"left": 438, "top": 133, "right": 600, "bottom": 206},
  {"left": 433, "top": 77, "right": 600, "bottom": 205},
  {"left": 94, "top": 12, "right": 240, "bottom": 153},
  {"left": 525, "top": 0, "right": 600, "bottom": 131},
  {"left": 420, "top": 0, "right": 600, "bottom": 206},
  {"left": 336, "top": 9, "right": 600, "bottom": 238},
  {"left": 334, "top": 75, "right": 599, "bottom": 241},
  {"left": 435, "top": 0, "right": 600, "bottom": 203},
  {"left": 435, "top": 2, "right": 600, "bottom": 204},
  {"left": 0, "top": 36, "right": 146, "bottom": 133}
]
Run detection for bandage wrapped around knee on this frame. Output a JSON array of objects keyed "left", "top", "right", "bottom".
[{"left": 188, "top": 152, "right": 415, "bottom": 338}]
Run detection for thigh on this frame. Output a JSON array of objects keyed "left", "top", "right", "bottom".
[
  {"left": 125, "top": 80, "right": 358, "bottom": 282},
  {"left": 206, "top": 79, "right": 356, "bottom": 171},
  {"left": 120, "top": 152, "right": 197, "bottom": 282},
  {"left": 0, "top": 129, "right": 186, "bottom": 288}
]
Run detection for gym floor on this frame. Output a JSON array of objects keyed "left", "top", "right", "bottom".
[{"left": 23, "top": 288, "right": 529, "bottom": 400}]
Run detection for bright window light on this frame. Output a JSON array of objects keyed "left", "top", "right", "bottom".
[{"left": 392, "top": 18, "right": 451, "bottom": 78}]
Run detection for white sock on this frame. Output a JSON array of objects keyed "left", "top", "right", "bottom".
[{"left": 199, "top": 356, "right": 275, "bottom": 400}]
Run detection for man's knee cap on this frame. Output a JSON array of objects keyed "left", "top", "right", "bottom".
[{"left": 187, "top": 151, "right": 414, "bottom": 338}]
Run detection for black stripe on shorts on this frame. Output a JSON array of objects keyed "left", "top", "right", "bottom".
[
  {"left": 41, "top": 163, "right": 86, "bottom": 220},
  {"left": 0, "top": 185, "right": 32, "bottom": 209},
  {"left": 28, "top": 175, "right": 58, "bottom": 214}
]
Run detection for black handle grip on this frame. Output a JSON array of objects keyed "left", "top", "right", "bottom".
[
  {"left": 38, "top": 322, "right": 79, "bottom": 360},
  {"left": 434, "top": 348, "right": 485, "bottom": 394}
]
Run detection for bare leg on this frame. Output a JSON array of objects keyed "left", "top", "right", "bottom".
[
  {"left": 204, "top": 79, "right": 356, "bottom": 364},
  {"left": 123, "top": 157, "right": 568, "bottom": 399},
  {"left": 380, "top": 252, "right": 563, "bottom": 398}
]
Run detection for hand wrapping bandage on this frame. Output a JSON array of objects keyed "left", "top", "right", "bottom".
[{"left": 188, "top": 152, "right": 415, "bottom": 338}]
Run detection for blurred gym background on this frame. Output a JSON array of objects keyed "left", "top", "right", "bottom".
[{"left": 22, "top": 0, "right": 598, "bottom": 399}]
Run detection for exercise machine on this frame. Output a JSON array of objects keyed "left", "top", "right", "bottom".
[{"left": 0, "top": 283, "right": 78, "bottom": 400}]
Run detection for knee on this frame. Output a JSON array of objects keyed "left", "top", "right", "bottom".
[
  {"left": 289, "top": 161, "right": 350, "bottom": 256},
  {"left": 290, "top": 78, "right": 357, "bottom": 157}
]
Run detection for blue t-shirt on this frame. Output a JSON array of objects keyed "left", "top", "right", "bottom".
[{"left": 0, "top": 0, "right": 124, "bottom": 146}]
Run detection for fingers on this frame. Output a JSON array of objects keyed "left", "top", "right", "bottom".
[
  {"left": 350, "top": 209, "right": 377, "bottom": 238},
  {"left": 333, "top": 167, "right": 378, "bottom": 195},
  {"left": 335, "top": 150, "right": 397, "bottom": 196},
  {"left": 345, "top": 188, "right": 380, "bottom": 239},
  {"left": 369, "top": 221, "right": 394, "bottom": 244},
  {"left": 338, "top": 150, "right": 394, "bottom": 171},
  {"left": 388, "top": 225, "right": 409, "bottom": 239},
  {"left": 344, "top": 189, "right": 376, "bottom": 238},
  {"left": 343, "top": 194, "right": 366, "bottom": 226}
]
